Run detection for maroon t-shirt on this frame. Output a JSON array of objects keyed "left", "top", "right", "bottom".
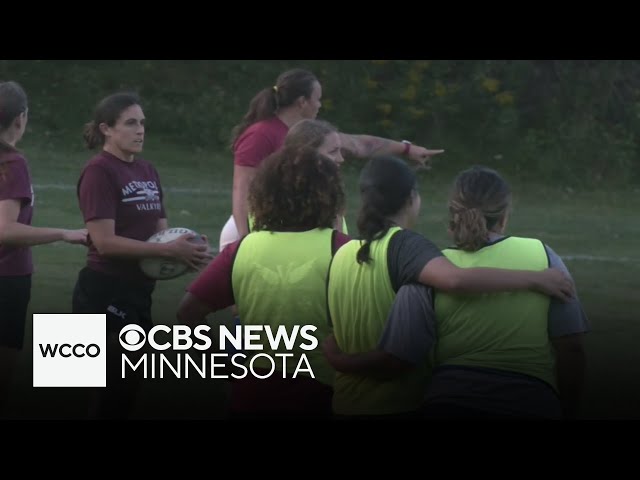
[
  {"left": 233, "top": 117, "right": 288, "bottom": 168},
  {"left": 0, "top": 152, "right": 34, "bottom": 276},
  {"left": 188, "top": 231, "right": 351, "bottom": 310},
  {"left": 77, "top": 151, "right": 166, "bottom": 283}
]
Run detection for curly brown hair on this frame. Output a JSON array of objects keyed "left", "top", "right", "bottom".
[{"left": 249, "top": 145, "right": 345, "bottom": 232}]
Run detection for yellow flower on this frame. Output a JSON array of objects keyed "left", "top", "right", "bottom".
[
  {"left": 482, "top": 77, "right": 500, "bottom": 93},
  {"left": 376, "top": 103, "right": 393, "bottom": 115},
  {"left": 322, "top": 99, "right": 334, "bottom": 111},
  {"left": 495, "top": 91, "right": 514, "bottom": 106},
  {"left": 434, "top": 81, "right": 447, "bottom": 98},
  {"left": 408, "top": 70, "right": 422, "bottom": 84},
  {"left": 402, "top": 85, "right": 417, "bottom": 102},
  {"left": 365, "top": 78, "right": 379, "bottom": 89},
  {"left": 408, "top": 106, "right": 426, "bottom": 119}
]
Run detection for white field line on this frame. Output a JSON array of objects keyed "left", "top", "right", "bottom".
[
  {"left": 33, "top": 184, "right": 639, "bottom": 265},
  {"left": 560, "top": 254, "right": 640, "bottom": 264},
  {"left": 34, "top": 184, "right": 229, "bottom": 195}
]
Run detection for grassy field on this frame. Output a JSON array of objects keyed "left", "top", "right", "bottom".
[{"left": 4, "top": 138, "right": 640, "bottom": 419}]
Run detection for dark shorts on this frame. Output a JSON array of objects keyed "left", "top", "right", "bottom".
[
  {"left": 229, "top": 368, "right": 333, "bottom": 419},
  {"left": 0, "top": 275, "right": 32, "bottom": 349},
  {"left": 422, "top": 365, "right": 563, "bottom": 419},
  {"left": 72, "top": 267, "right": 155, "bottom": 335}
]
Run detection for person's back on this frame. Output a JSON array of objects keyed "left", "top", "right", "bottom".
[
  {"left": 327, "top": 156, "right": 440, "bottom": 417},
  {"left": 232, "top": 228, "right": 336, "bottom": 385},
  {"left": 423, "top": 166, "right": 588, "bottom": 419},
  {"left": 436, "top": 237, "right": 553, "bottom": 385},
  {"left": 329, "top": 227, "right": 430, "bottom": 416},
  {"left": 324, "top": 159, "right": 579, "bottom": 419},
  {"left": 180, "top": 145, "right": 348, "bottom": 418},
  {"left": 232, "top": 116, "right": 289, "bottom": 170}
]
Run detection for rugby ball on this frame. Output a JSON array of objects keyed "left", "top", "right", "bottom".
[{"left": 140, "top": 227, "right": 208, "bottom": 280}]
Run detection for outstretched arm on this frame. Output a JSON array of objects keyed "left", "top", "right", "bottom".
[
  {"left": 0, "top": 199, "right": 87, "bottom": 247},
  {"left": 338, "top": 133, "right": 444, "bottom": 166}
]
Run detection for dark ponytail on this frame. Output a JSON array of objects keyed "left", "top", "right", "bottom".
[
  {"left": 448, "top": 166, "right": 512, "bottom": 252},
  {"left": 356, "top": 188, "right": 396, "bottom": 264},
  {"left": 230, "top": 69, "right": 319, "bottom": 150},
  {"left": 0, "top": 81, "right": 28, "bottom": 156},
  {"left": 229, "top": 87, "right": 278, "bottom": 150},
  {"left": 356, "top": 155, "right": 417, "bottom": 264},
  {"left": 83, "top": 92, "right": 141, "bottom": 150}
]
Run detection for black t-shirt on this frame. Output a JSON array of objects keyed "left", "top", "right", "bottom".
[{"left": 387, "top": 229, "right": 443, "bottom": 292}]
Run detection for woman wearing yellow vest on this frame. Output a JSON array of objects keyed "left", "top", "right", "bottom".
[
  {"left": 325, "top": 157, "right": 576, "bottom": 417},
  {"left": 177, "top": 145, "right": 350, "bottom": 418},
  {"left": 224, "top": 119, "right": 351, "bottom": 358},
  {"left": 417, "top": 166, "right": 587, "bottom": 418}
]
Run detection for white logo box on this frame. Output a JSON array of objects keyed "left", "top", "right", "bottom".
[{"left": 33, "top": 314, "right": 107, "bottom": 388}]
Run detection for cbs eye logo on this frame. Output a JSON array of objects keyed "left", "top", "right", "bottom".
[{"left": 119, "top": 324, "right": 147, "bottom": 351}]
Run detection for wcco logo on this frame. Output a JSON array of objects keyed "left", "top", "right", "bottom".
[
  {"left": 39, "top": 343, "right": 101, "bottom": 358},
  {"left": 33, "top": 314, "right": 106, "bottom": 388}
]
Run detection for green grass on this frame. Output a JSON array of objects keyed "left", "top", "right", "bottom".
[{"left": 4, "top": 139, "right": 640, "bottom": 419}]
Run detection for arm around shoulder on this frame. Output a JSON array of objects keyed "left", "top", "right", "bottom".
[{"left": 418, "top": 256, "right": 575, "bottom": 301}]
